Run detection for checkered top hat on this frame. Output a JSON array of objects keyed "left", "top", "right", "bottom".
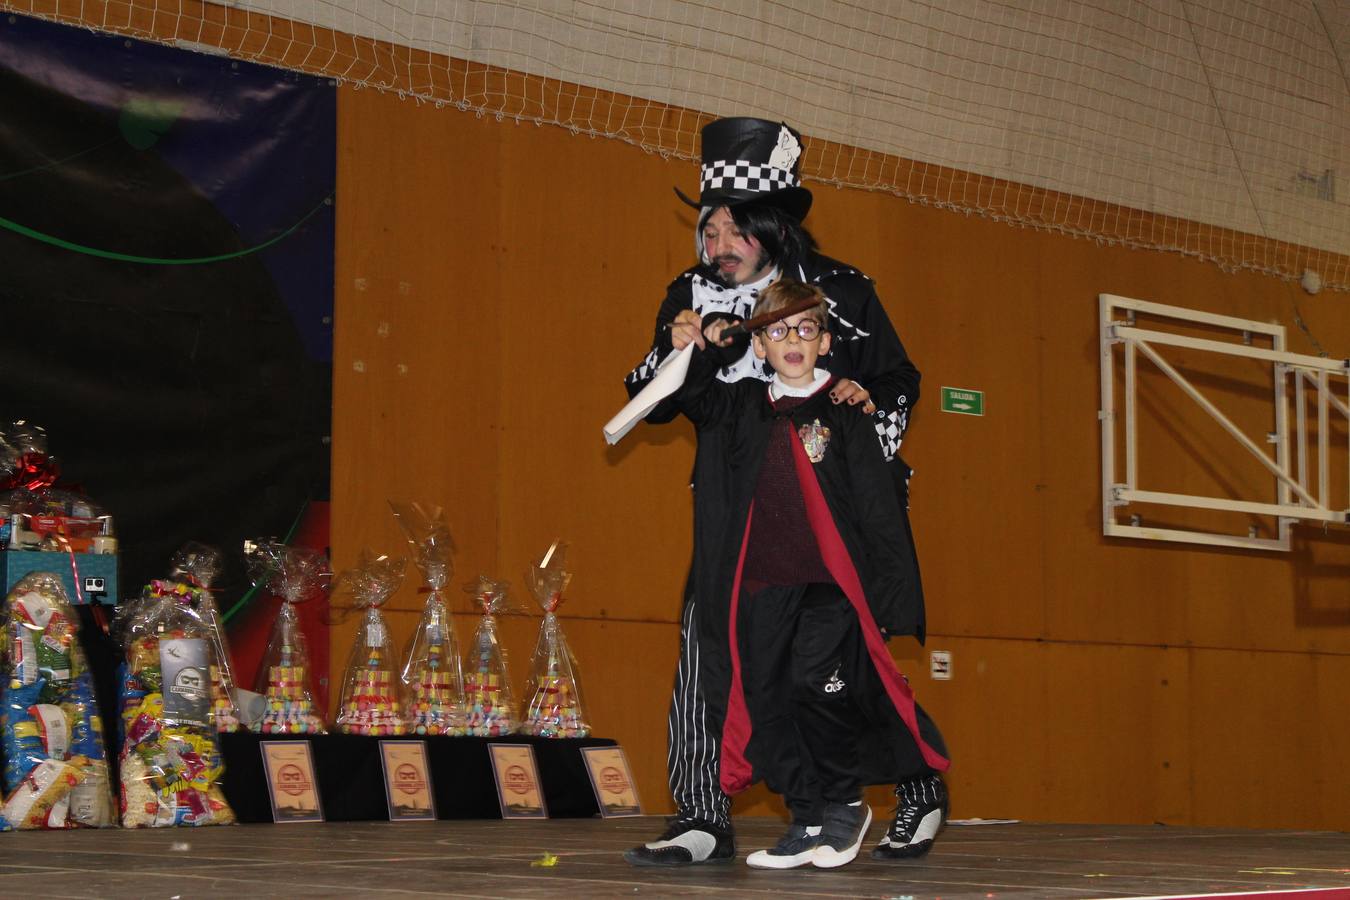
[{"left": 674, "top": 117, "right": 813, "bottom": 221}]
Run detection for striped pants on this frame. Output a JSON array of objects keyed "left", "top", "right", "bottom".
[{"left": 666, "top": 594, "right": 732, "bottom": 829}]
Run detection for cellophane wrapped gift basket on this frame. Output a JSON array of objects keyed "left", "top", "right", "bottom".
[
  {"left": 334, "top": 550, "right": 409, "bottom": 736},
  {"left": 390, "top": 501, "right": 466, "bottom": 736},
  {"left": 461, "top": 576, "right": 518, "bottom": 737},
  {"left": 2, "top": 420, "right": 115, "bottom": 555},
  {"left": 520, "top": 541, "right": 590, "bottom": 738},
  {"left": 164, "top": 543, "right": 240, "bottom": 733},
  {"left": 1, "top": 573, "right": 116, "bottom": 829},
  {"left": 116, "top": 572, "right": 235, "bottom": 827},
  {"left": 244, "top": 541, "right": 329, "bottom": 736}
]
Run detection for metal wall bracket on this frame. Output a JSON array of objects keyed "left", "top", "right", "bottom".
[{"left": 1099, "top": 294, "right": 1350, "bottom": 552}]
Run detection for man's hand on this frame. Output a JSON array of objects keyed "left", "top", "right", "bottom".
[
  {"left": 830, "top": 378, "right": 877, "bottom": 414},
  {"left": 669, "top": 308, "right": 705, "bottom": 350}
]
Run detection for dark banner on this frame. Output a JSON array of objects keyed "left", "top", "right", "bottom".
[{"left": 0, "top": 15, "right": 335, "bottom": 604}]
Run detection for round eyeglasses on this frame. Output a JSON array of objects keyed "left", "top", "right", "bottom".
[{"left": 761, "top": 319, "right": 823, "bottom": 342}]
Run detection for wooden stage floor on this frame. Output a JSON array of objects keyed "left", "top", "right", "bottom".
[{"left": 2, "top": 816, "right": 1348, "bottom": 898}]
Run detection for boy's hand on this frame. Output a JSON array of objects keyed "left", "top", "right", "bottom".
[
  {"left": 669, "top": 309, "right": 705, "bottom": 350},
  {"left": 703, "top": 318, "right": 740, "bottom": 347},
  {"left": 831, "top": 378, "right": 877, "bottom": 414}
]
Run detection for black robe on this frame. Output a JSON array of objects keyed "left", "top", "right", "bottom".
[{"left": 656, "top": 355, "right": 949, "bottom": 796}]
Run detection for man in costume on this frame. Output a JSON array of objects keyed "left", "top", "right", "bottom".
[{"left": 621, "top": 117, "right": 949, "bottom": 866}]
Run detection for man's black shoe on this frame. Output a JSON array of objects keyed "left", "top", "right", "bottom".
[
  {"left": 871, "top": 773, "right": 948, "bottom": 860},
  {"left": 623, "top": 817, "right": 736, "bottom": 867}
]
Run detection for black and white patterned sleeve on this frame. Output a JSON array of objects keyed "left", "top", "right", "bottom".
[
  {"left": 817, "top": 266, "right": 920, "bottom": 462},
  {"left": 625, "top": 345, "right": 664, "bottom": 390},
  {"left": 622, "top": 273, "right": 695, "bottom": 423},
  {"left": 870, "top": 399, "right": 910, "bottom": 462}
]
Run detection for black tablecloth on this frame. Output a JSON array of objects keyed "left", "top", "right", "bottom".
[{"left": 219, "top": 732, "right": 616, "bottom": 823}]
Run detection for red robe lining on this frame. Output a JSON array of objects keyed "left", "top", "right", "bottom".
[{"left": 719, "top": 427, "right": 950, "bottom": 795}]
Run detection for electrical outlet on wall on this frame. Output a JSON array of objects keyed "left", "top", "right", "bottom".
[{"left": 930, "top": 650, "right": 952, "bottom": 680}]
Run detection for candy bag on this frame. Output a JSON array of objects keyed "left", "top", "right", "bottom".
[
  {"left": 461, "top": 576, "right": 518, "bottom": 736},
  {"left": 244, "top": 542, "right": 329, "bottom": 735},
  {"left": 1, "top": 573, "right": 115, "bottom": 828},
  {"left": 117, "top": 577, "right": 235, "bottom": 827},
  {"left": 334, "top": 550, "right": 408, "bottom": 736},
  {"left": 390, "top": 501, "right": 466, "bottom": 736},
  {"left": 166, "top": 543, "right": 240, "bottom": 732},
  {"left": 521, "top": 541, "right": 590, "bottom": 738}
]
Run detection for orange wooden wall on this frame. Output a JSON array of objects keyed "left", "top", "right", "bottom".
[{"left": 330, "top": 85, "right": 1350, "bottom": 830}]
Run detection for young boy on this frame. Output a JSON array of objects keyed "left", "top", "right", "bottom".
[{"left": 664, "top": 279, "right": 949, "bottom": 869}]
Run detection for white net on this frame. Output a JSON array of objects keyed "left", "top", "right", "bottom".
[{"left": 8, "top": 0, "right": 1350, "bottom": 290}]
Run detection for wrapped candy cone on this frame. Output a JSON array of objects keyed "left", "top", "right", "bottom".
[
  {"left": 165, "top": 543, "right": 240, "bottom": 733},
  {"left": 461, "top": 576, "right": 517, "bottom": 737},
  {"left": 390, "top": 501, "right": 466, "bottom": 736},
  {"left": 245, "top": 542, "right": 329, "bottom": 735},
  {"left": 334, "top": 550, "right": 409, "bottom": 736},
  {"left": 521, "top": 541, "right": 590, "bottom": 738}
]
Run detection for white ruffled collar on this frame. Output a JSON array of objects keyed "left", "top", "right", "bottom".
[{"left": 769, "top": 368, "right": 831, "bottom": 400}]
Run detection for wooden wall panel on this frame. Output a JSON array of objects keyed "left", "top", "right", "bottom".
[
  {"left": 332, "top": 84, "right": 1350, "bottom": 829},
  {"left": 1188, "top": 649, "right": 1350, "bottom": 828},
  {"left": 332, "top": 91, "right": 510, "bottom": 684},
  {"left": 490, "top": 122, "right": 699, "bottom": 623}
]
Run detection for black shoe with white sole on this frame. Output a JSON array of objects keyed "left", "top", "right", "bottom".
[
  {"left": 623, "top": 818, "right": 736, "bottom": 867},
  {"left": 745, "top": 822, "right": 822, "bottom": 869},
  {"left": 811, "top": 801, "right": 872, "bottom": 868},
  {"left": 871, "top": 773, "right": 948, "bottom": 860}
]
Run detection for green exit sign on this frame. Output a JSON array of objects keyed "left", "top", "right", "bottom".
[{"left": 941, "top": 386, "right": 984, "bottom": 416}]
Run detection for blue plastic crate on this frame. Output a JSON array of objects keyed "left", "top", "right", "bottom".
[{"left": 1, "top": 550, "right": 119, "bottom": 605}]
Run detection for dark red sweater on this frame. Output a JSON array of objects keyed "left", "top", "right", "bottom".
[{"left": 740, "top": 383, "right": 836, "bottom": 596}]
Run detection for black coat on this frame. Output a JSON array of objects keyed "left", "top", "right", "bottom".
[{"left": 654, "top": 355, "right": 948, "bottom": 793}]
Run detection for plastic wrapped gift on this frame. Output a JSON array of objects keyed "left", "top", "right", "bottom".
[
  {"left": 1, "top": 573, "right": 115, "bottom": 829},
  {"left": 1, "top": 421, "right": 116, "bottom": 558},
  {"left": 461, "top": 576, "right": 518, "bottom": 737},
  {"left": 161, "top": 543, "right": 241, "bottom": 733},
  {"left": 116, "top": 578, "right": 235, "bottom": 828},
  {"left": 0, "top": 420, "right": 61, "bottom": 495},
  {"left": 334, "top": 550, "right": 409, "bottom": 736},
  {"left": 521, "top": 541, "right": 590, "bottom": 738},
  {"left": 244, "top": 542, "right": 329, "bottom": 736},
  {"left": 390, "top": 501, "right": 466, "bottom": 736}
]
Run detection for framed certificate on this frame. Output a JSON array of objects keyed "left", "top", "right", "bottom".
[
  {"left": 379, "top": 740, "right": 436, "bottom": 821},
  {"left": 259, "top": 740, "right": 324, "bottom": 823},
  {"left": 487, "top": 743, "right": 547, "bottom": 819},
  {"left": 580, "top": 745, "right": 642, "bottom": 817}
]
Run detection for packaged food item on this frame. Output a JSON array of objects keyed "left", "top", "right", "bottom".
[
  {"left": 390, "top": 501, "right": 466, "bottom": 736},
  {"left": 461, "top": 576, "right": 518, "bottom": 737},
  {"left": 117, "top": 578, "right": 235, "bottom": 827},
  {"left": 3, "top": 488, "right": 115, "bottom": 557},
  {"left": 0, "top": 573, "right": 115, "bottom": 829},
  {"left": 1, "top": 757, "right": 86, "bottom": 830},
  {"left": 520, "top": 541, "right": 590, "bottom": 738},
  {"left": 334, "top": 550, "right": 408, "bottom": 736},
  {"left": 162, "top": 543, "right": 241, "bottom": 733},
  {"left": 244, "top": 542, "right": 329, "bottom": 735}
]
